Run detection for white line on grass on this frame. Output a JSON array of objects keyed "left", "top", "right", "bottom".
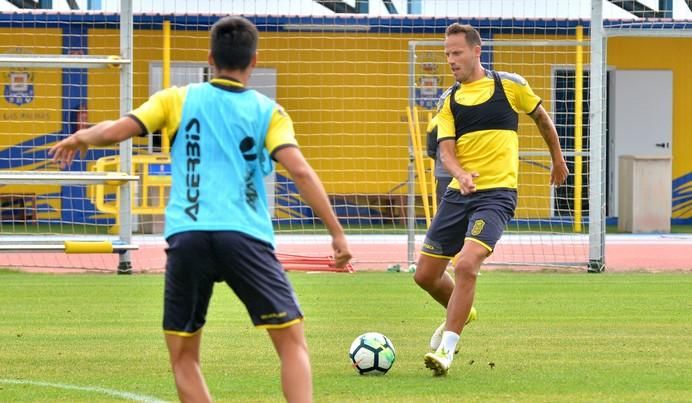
[{"left": 0, "top": 378, "right": 167, "bottom": 402}]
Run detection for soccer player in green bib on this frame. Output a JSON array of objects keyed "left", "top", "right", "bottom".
[
  {"left": 50, "top": 16, "right": 351, "bottom": 403},
  {"left": 415, "top": 23, "right": 569, "bottom": 376}
]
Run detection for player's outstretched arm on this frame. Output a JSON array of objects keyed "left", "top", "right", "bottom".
[
  {"left": 274, "top": 146, "right": 352, "bottom": 268},
  {"left": 49, "top": 116, "right": 143, "bottom": 169},
  {"left": 529, "top": 105, "right": 569, "bottom": 186}
]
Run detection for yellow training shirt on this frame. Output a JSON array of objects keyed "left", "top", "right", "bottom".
[{"left": 437, "top": 70, "right": 541, "bottom": 190}]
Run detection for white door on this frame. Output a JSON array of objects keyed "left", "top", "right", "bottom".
[
  {"left": 149, "top": 62, "right": 277, "bottom": 97},
  {"left": 608, "top": 70, "right": 673, "bottom": 216}
]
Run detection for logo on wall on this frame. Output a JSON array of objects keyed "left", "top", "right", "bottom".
[
  {"left": 415, "top": 52, "right": 444, "bottom": 109},
  {"left": 4, "top": 70, "right": 34, "bottom": 106}
]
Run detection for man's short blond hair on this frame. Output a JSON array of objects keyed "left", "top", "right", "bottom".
[{"left": 445, "top": 23, "right": 482, "bottom": 47}]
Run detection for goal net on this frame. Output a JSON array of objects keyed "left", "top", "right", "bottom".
[
  {"left": 0, "top": 4, "right": 139, "bottom": 272},
  {"left": 3, "top": 1, "right": 686, "bottom": 272}
]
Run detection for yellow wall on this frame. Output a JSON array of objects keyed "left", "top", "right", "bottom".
[
  {"left": 265, "top": 33, "right": 417, "bottom": 195},
  {"left": 87, "top": 28, "right": 571, "bottom": 208},
  {"left": 0, "top": 28, "right": 62, "bottom": 157},
  {"left": 87, "top": 29, "right": 446, "bottom": 196},
  {"left": 2, "top": 24, "right": 688, "bottom": 224},
  {"left": 83, "top": 28, "right": 691, "bottom": 220},
  {"left": 90, "top": 29, "right": 569, "bottom": 206}
]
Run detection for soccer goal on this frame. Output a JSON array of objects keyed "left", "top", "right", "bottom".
[
  {"left": 0, "top": 0, "right": 138, "bottom": 273},
  {"left": 408, "top": 32, "right": 597, "bottom": 269},
  {"left": 1, "top": 1, "right": 688, "bottom": 273}
]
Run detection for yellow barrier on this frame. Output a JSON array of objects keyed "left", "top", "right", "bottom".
[
  {"left": 427, "top": 111, "right": 437, "bottom": 216},
  {"left": 161, "top": 19, "right": 171, "bottom": 154},
  {"left": 64, "top": 240, "right": 113, "bottom": 254},
  {"left": 574, "top": 25, "right": 584, "bottom": 232},
  {"left": 89, "top": 154, "right": 171, "bottom": 216},
  {"left": 406, "top": 106, "right": 432, "bottom": 228}
]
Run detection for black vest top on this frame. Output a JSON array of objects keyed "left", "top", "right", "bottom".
[{"left": 450, "top": 70, "right": 519, "bottom": 139}]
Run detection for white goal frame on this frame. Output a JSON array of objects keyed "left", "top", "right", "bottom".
[
  {"left": 0, "top": 0, "right": 136, "bottom": 273},
  {"left": 408, "top": 36, "right": 605, "bottom": 270}
]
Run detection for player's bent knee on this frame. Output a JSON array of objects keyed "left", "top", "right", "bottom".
[
  {"left": 413, "top": 266, "right": 442, "bottom": 288},
  {"left": 414, "top": 255, "right": 450, "bottom": 286},
  {"left": 413, "top": 270, "right": 430, "bottom": 288},
  {"left": 453, "top": 260, "right": 480, "bottom": 280},
  {"left": 454, "top": 269, "right": 478, "bottom": 284}
]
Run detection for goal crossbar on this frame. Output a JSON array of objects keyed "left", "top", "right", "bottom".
[
  {"left": 0, "top": 54, "right": 131, "bottom": 68},
  {"left": 0, "top": 171, "right": 138, "bottom": 185}
]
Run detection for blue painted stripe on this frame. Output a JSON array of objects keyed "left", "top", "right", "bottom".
[
  {"left": 672, "top": 173, "right": 692, "bottom": 214},
  {"left": 672, "top": 172, "right": 692, "bottom": 188},
  {"left": 0, "top": 13, "right": 585, "bottom": 33},
  {"left": 0, "top": 13, "right": 689, "bottom": 33}
]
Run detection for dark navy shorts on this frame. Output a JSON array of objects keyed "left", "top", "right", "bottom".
[
  {"left": 421, "top": 188, "right": 517, "bottom": 259},
  {"left": 163, "top": 231, "right": 303, "bottom": 335}
]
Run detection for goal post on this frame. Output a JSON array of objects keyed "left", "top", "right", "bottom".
[
  {"left": 587, "top": 0, "right": 692, "bottom": 271},
  {"left": 408, "top": 32, "right": 600, "bottom": 269},
  {"left": 0, "top": 0, "right": 137, "bottom": 272},
  {"left": 118, "top": 0, "right": 134, "bottom": 274},
  {"left": 589, "top": 0, "right": 607, "bottom": 272}
]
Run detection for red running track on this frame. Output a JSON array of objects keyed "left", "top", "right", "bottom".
[{"left": 1, "top": 235, "right": 690, "bottom": 273}]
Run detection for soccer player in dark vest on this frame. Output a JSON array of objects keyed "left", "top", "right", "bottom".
[
  {"left": 50, "top": 16, "right": 351, "bottom": 402},
  {"left": 415, "top": 23, "right": 569, "bottom": 376}
]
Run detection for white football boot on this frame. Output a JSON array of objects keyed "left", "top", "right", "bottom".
[
  {"left": 424, "top": 349, "right": 452, "bottom": 376},
  {"left": 429, "top": 306, "right": 477, "bottom": 353}
]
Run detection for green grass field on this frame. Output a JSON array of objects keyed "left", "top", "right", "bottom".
[{"left": 0, "top": 270, "right": 690, "bottom": 402}]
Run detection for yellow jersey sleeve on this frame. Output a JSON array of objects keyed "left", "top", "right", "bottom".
[
  {"left": 266, "top": 104, "right": 299, "bottom": 158},
  {"left": 436, "top": 95, "right": 456, "bottom": 141},
  {"left": 502, "top": 74, "right": 541, "bottom": 114},
  {"left": 129, "top": 86, "right": 187, "bottom": 140}
]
